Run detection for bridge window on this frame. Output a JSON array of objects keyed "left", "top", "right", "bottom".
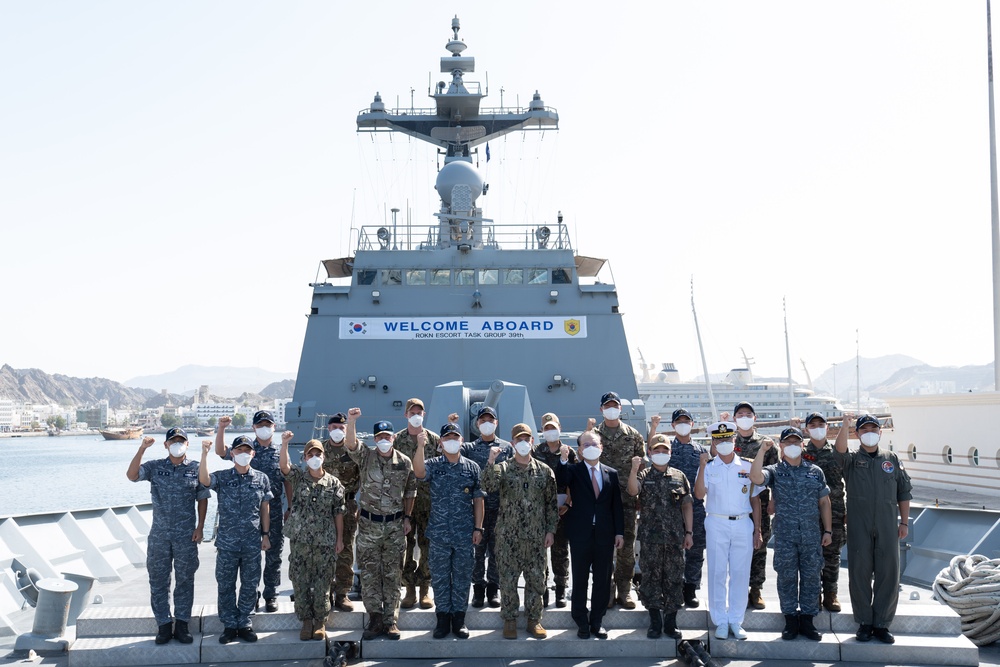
[
  {"left": 406, "top": 270, "right": 427, "bottom": 285},
  {"left": 478, "top": 269, "right": 498, "bottom": 285},
  {"left": 527, "top": 269, "right": 548, "bottom": 284},
  {"left": 552, "top": 268, "right": 572, "bottom": 284},
  {"left": 430, "top": 269, "right": 450, "bottom": 285},
  {"left": 381, "top": 269, "right": 401, "bottom": 286},
  {"left": 456, "top": 269, "right": 474, "bottom": 285},
  {"left": 503, "top": 269, "right": 523, "bottom": 285},
  {"left": 357, "top": 270, "right": 376, "bottom": 285}
]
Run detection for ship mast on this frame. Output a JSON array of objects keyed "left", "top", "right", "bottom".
[
  {"left": 691, "top": 278, "right": 718, "bottom": 420},
  {"left": 989, "top": 0, "right": 1000, "bottom": 391}
]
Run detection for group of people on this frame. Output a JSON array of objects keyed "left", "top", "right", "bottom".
[{"left": 127, "top": 394, "right": 911, "bottom": 648}]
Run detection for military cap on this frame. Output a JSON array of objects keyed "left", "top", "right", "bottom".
[
  {"left": 855, "top": 414, "right": 880, "bottom": 430},
  {"left": 165, "top": 427, "right": 188, "bottom": 441},
  {"left": 510, "top": 423, "right": 532, "bottom": 440},
  {"left": 671, "top": 408, "right": 692, "bottom": 423},
  {"left": 405, "top": 397, "right": 425, "bottom": 413},
  {"left": 440, "top": 423, "right": 462, "bottom": 438},
  {"left": 541, "top": 412, "right": 560, "bottom": 428},
  {"left": 373, "top": 420, "right": 394, "bottom": 435},
  {"left": 709, "top": 421, "right": 737, "bottom": 439},
  {"left": 304, "top": 439, "right": 324, "bottom": 456},
  {"left": 780, "top": 426, "right": 804, "bottom": 442},
  {"left": 328, "top": 412, "right": 347, "bottom": 425},
  {"left": 600, "top": 391, "right": 621, "bottom": 406},
  {"left": 648, "top": 433, "right": 670, "bottom": 449},
  {"left": 232, "top": 435, "right": 254, "bottom": 450},
  {"left": 253, "top": 410, "right": 275, "bottom": 425},
  {"left": 733, "top": 401, "right": 755, "bottom": 415},
  {"left": 477, "top": 406, "right": 498, "bottom": 420},
  {"left": 805, "top": 412, "right": 827, "bottom": 425}
]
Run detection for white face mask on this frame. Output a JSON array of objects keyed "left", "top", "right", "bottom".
[
  {"left": 582, "top": 445, "right": 601, "bottom": 461},
  {"left": 650, "top": 452, "right": 671, "bottom": 466},
  {"left": 442, "top": 439, "right": 462, "bottom": 455},
  {"left": 673, "top": 423, "right": 692, "bottom": 437},
  {"left": 514, "top": 441, "right": 532, "bottom": 457},
  {"left": 376, "top": 439, "right": 393, "bottom": 453},
  {"left": 408, "top": 414, "right": 424, "bottom": 428},
  {"left": 255, "top": 426, "right": 274, "bottom": 440},
  {"left": 735, "top": 416, "right": 755, "bottom": 431},
  {"left": 233, "top": 452, "right": 253, "bottom": 467},
  {"left": 715, "top": 441, "right": 735, "bottom": 456},
  {"left": 602, "top": 407, "right": 621, "bottom": 421},
  {"left": 306, "top": 455, "right": 324, "bottom": 470},
  {"left": 808, "top": 426, "right": 827, "bottom": 441},
  {"left": 542, "top": 429, "right": 561, "bottom": 443},
  {"left": 859, "top": 432, "right": 880, "bottom": 448},
  {"left": 329, "top": 428, "right": 346, "bottom": 443},
  {"left": 479, "top": 421, "right": 497, "bottom": 437},
  {"left": 168, "top": 442, "right": 188, "bottom": 458},
  {"left": 783, "top": 444, "right": 802, "bottom": 460}
]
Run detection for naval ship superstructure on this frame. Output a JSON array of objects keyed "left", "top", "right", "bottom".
[{"left": 285, "top": 17, "right": 643, "bottom": 442}]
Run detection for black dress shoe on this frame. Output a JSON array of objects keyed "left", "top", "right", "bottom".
[
  {"left": 855, "top": 624, "right": 873, "bottom": 642},
  {"left": 265, "top": 598, "right": 278, "bottom": 613},
  {"left": 591, "top": 626, "right": 608, "bottom": 639},
  {"left": 238, "top": 626, "right": 258, "bottom": 642},
  {"left": 577, "top": 626, "right": 591, "bottom": 639},
  {"left": 872, "top": 627, "right": 895, "bottom": 644},
  {"left": 219, "top": 627, "right": 239, "bottom": 644}
]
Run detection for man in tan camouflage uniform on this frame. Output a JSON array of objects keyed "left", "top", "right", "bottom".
[
  {"left": 392, "top": 397, "right": 440, "bottom": 610},
  {"left": 345, "top": 408, "right": 417, "bottom": 641},
  {"left": 627, "top": 434, "right": 694, "bottom": 640},
  {"left": 279, "top": 438, "right": 345, "bottom": 641},
  {"left": 481, "top": 423, "right": 558, "bottom": 640},
  {"left": 732, "top": 401, "right": 776, "bottom": 609},
  {"left": 322, "top": 413, "right": 361, "bottom": 611},
  {"left": 594, "top": 390, "right": 646, "bottom": 609}
]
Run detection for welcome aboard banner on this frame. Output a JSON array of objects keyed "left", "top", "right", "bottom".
[{"left": 339, "top": 316, "right": 588, "bottom": 340}]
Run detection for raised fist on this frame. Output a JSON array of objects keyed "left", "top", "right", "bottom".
[
  {"left": 218, "top": 415, "right": 232, "bottom": 428},
  {"left": 699, "top": 452, "right": 711, "bottom": 466},
  {"left": 488, "top": 446, "right": 502, "bottom": 464},
  {"left": 142, "top": 436, "right": 155, "bottom": 448},
  {"left": 651, "top": 415, "right": 661, "bottom": 427},
  {"left": 347, "top": 407, "right": 361, "bottom": 422},
  {"left": 586, "top": 417, "right": 596, "bottom": 431},
  {"left": 631, "top": 456, "right": 643, "bottom": 471},
  {"left": 281, "top": 430, "right": 294, "bottom": 444},
  {"left": 202, "top": 440, "right": 212, "bottom": 454}
]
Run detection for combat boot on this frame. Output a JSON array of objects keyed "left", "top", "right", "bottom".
[
  {"left": 487, "top": 583, "right": 501, "bottom": 608},
  {"left": 554, "top": 584, "right": 566, "bottom": 608},
  {"left": 663, "top": 611, "right": 682, "bottom": 640},
  {"left": 401, "top": 584, "right": 417, "bottom": 609},
  {"left": 419, "top": 585, "right": 433, "bottom": 609},
  {"left": 781, "top": 614, "right": 799, "bottom": 640},
  {"left": 173, "top": 620, "right": 192, "bottom": 644},
  {"left": 362, "top": 612, "right": 384, "bottom": 640},
  {"left": 300, "top": 619, "right": 313, "bottom": 641},
  {"left": 384, "top": 620, "right": 401, "bottom": 640},
  {"left": 312, "top": 617, "right": 327, "bottom": 641},
  {"left": 822, "top": 590, "right": 841, "bottom": 612},
  {"left": 452, "top": 612, "right": 469, "bottom": 639},
  {"left": 472, "top": 584, "right": 486, "bottom": 608},
  {"left": 799, "top": 614, "right": 821, "bottom": 641},
  {"left": 748, "top": 586, "right": 765, "bottom": 609},
  {"left": 334, "top": 593, "right": 354, "bottom": 611},
  {"left": 646, "top": 609, "right": 662, "bottom": 639},
  {"left": 527, "top": 619, "right": 547, "bottom": 639},
  {"left": 155, "top": 622, "right": 173, "bottom": 645},
  {"left": 683, "top": 582, "right": 700, "bottom": 608},
  {"left": 503, "top": 619, "right": 517, "bottom": 639},
  {"left": 433, "top": 612, "right": 452, "bottom": 639}
]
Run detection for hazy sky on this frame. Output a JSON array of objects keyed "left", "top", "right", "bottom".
[{"left": 1, "top": 1, "right": 995, "bottom": 385}]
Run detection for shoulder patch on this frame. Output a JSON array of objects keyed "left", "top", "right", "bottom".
[{"left": 881, "top": 461, "right": 895, "bottom": 474}]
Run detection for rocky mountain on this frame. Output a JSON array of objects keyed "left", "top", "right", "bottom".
[
  {"left": 0, "top": 364, "right": 156, "bottom": 409},
  {"left": 260, "top": 379, "right": 295, "bottom": 399},
  {"left": 812, "top": 354, "right": 925, "bottom": 399},
  {"left": 125, "top": 365, "right": 295, "bottom": 396},
  {"left": 867, "top": 362, "right": 995, "bottom": 396}
]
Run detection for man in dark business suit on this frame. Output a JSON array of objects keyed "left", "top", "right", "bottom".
[{"left": 555, "top": 431, "right": 625, "bottom": 639}]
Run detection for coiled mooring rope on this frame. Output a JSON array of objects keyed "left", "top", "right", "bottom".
[{"left": 933, "top": 554, "right": 1000, "bottom": 646}]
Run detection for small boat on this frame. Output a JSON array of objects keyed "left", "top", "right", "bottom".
[
  {"left": 196, "top": 428, "right": 215, "bottom": 437},
  {"left": 98, "top": 427, "right": 143, "bottom": 441}
]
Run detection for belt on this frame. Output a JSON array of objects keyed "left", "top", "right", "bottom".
[
  {"left": 359, "top": 509, "right": 403, "bottom": 522},
  {"left": 708, "top": 512, "right": 750, "bottom": 521}
]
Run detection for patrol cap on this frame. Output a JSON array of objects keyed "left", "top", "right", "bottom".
[
  {"left": 510, "top": 423, "right": 533, "bottom": 440},
  {"left": 648, "top": 433, "right": 670, "bottom": 449},
  {"left": 405, "top": 398, "right": 425, "bottom": 413},
  {"left": 328, "top": 413, "right": 347, "bottom": 425},
  {"left": 304, "top": 439, "right": 324, "bottom": 456},
  {"left": 671, "top": 408, "right": 692, "bottom": 423},
  {"left": 373, "top": 420, "right": 394, "bottom": 435},
  {"left": 709, "top": 421, "right": 737, "bottom": 439},
  {"left": 600, "top": 391, "right": 621, "bottom": 406},
  {"left": 855, "top": 414, "right": 881, "bottom": 430},
  {"left": 440, "top": 423, "right": 462, "bottom": 438},
  {"left": 541, "top": 412, "right": 560, "bottom": 429},
  {"left": 780, "top": 427, "right": 804, "bottom": 442},
  {"left": 253, "top": 410, "right": 275, "bottom": 425},
  {"left": 477, "top": 406, "right": 498, "bottom": 421},
  {"left": 805, "top": 412, "right": 827, "bottom": 425},
  {"left": 733, "top": 401, "right": 755, "bottom": 416},
  {"left": 165, "top": 427, "right": 188, "bottom": 442},
  {"left": 232, "top": 435, "right": 254, "bottom": 450}
]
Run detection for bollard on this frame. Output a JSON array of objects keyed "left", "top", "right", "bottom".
[{"left": 13, "top": 577, "right": 78, "bottom": 656}]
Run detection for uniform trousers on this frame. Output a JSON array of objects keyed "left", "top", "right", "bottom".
[
  {"left": 147, "top": 534, "right": 199, "bottom": 625},
  {"left": 216, "top": 548, "right": 262, "bottom": 629},
  {"left": 332, "top": 498, "right": 358, "bottom": 597},
  {"left": 289, "top": 541, "right": 335, "bottom": 621},
  {"left": 684, "top": 503, "right": 707, "bottom": 587},
  {"left": 262, "top": 497, "right": 284, "bottom": 599},
  {"left": 496, "top": 535, "right": 546, "bottom": 621},
  {"left": 847, "top": 521, "right": 901, "bottom": 627},
  {"left": 402, "top": 493, "right": 431, "bottom": 588},
  {"left": 705, "top": 515, "right": 753, "bottom": 627},
  {"left": 472, "top": 506, "right": 500, "bottom": 587},
  {"left": 774, "top": 538, "right": 823, "bottom": 616},
  {"left": 638, "top": 541, "right": 684, "bottom": 612},
  {"left": 356, "top": 515, "right": 405, "bottom": 622},
  {"left": 546, "top": 516, "right": 570, "bottom": 589},
  {"left": 429, "top": 541, "right": 474, "bottom": 614}
]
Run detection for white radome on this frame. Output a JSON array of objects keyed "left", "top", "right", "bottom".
[{"left": 435, "top": 160, "right": 483, "bottom": 205}]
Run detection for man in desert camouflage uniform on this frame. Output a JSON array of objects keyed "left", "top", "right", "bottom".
[
  {"left": 595, "top": 391, "right": 646, "bottom": 609},
  {"left": 345, "top": 409, "right": 416, "bottom": 641},
  {"left": 481, "top": 423, "right": 557, "bottom": 640},
  {"left": 392, "top": 397, "right": 440, "bottom": 610},
  {"left": 322, "top": 413, "right": 361, "bottom": 611},
  {"left": 732, "top": 401, "right": 776, "bottom": 609},
  {"left": 627, "top": 434, "right": 694, "bottom": 640}
]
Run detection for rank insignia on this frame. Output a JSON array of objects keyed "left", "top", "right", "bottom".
[{"left": 742, "top": 485, "right": 748, "bottom": 494}]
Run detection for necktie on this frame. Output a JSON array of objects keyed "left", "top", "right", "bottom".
[{"left": 591, "top": 466, "right": 600, "bottom": 498}]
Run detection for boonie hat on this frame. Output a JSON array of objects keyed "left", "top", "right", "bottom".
[
  {"left": 477, "top": 406, "right": 498, "bottom": 420},
  {"left": 541, "top": 412, "right": 560, "bottom": 429},
  {"left": 855, "top": 414, "right": 881, "bottom": 430},
  {"left": 709, "top": 421, "right": 737, "bottom": 439},
  {"left": 374, "top": 420, "right": 394, "bottom": 435},
  {"left": 440, "top": 423, "right": 462, "bottom": 438},
  {"left": 165, "top": 427, "right": 188, "bottom": 441},
  {"left": 600, "top": 391, "right": 621, "bottom": 406},
  {"left": 510, "top": 423, "right": 532, "bottom": 440},
  {"left": 805, "top": 412, "right": 827, "bottom": 425},
  {"left": 733, "top": 401, "right": 755, "bottom": 416},
  {"left": 405, "top": 398, "right": 425, "bottom": 413},
  {"left": 253, "top": 410, "right": 275, "bottom": 425},
  {"left": 671, "top": 408, "right": 692, "bottom": 422},
  {"left": 780, "top": 427, "right": 804, "bottom": 442},
  {"left": 648, "top": 434, "right": 670, "bottom": 449},
  {"left": 328, "top": 413, "right": 347, "bottom": 425},
  {"left": 232, "top": 435, "right": 254, "bottom": 450}
]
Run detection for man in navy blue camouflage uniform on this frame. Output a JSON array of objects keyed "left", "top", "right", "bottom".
[
  {"left": 127, "top": 427, "right": 209, "bottom": 645},
  {"left": 750, "top": 427, "right": 832, "bottom": 642},
  {"left": 412, "top": 423, "right": 485, "bottom": 639},
  {"left": 200, "top": 436, "right": 273, "bottom": 644},
  {"left": 650, "top": 408, "right": 708, "bottom": 608},
  {"left": 216, "top": 411, "right": 290, "bottom": 612}
]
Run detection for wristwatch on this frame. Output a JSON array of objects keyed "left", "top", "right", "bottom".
[
  {"left": 473, "top": 527, "right": 484, "bottom": 534},
  {"left": 823, "top": 530, "right": 832, "bottom": 535},
  {"left": 404, "top": 514, "right": 413, "bottom": 521},
  {"left": 684, "top": 531, "right": 693, "bottom": 535},
  {"left": 261, "top": 527, "right": 270, "bottom": 535}
]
